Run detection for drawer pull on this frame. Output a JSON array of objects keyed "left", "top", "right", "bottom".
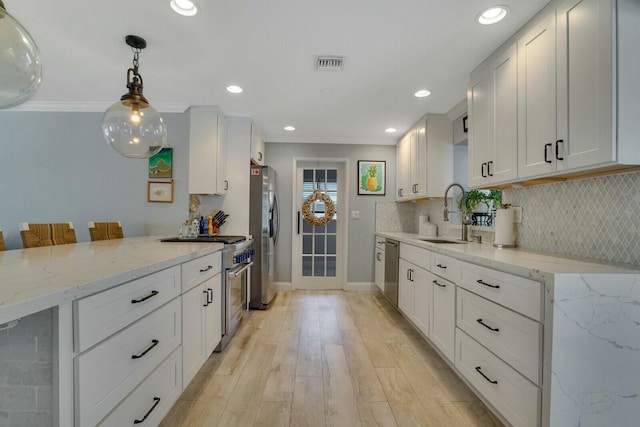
[
  {"left": 131, "top": 339, "right": 160, "bottom": 360},
  {"left": 476, "top": 318, "right": 500, "bottom": 332},
  {"left": 207, "top": 288, "right": 213, "bottom": 304},
  {"left": 433, "top": 280, "right": 446, "bottom": 288},
  {"left": 133, "top": 396, "right": 161, "bottom": 424},
  {"left": 436, "top": 263, "right": 447, "bottom": 269},
  {"left": 476, "top": 279, "right": 499, "bottom": 289},
  {"left": 199, "top": 265, "right": 214, "bottom": 272},
  {"left": 475, "top": 366, "right": 498, "bottom": 384},
  {"left": 131, "top": 290, "right": 159, "bottom": 304}
]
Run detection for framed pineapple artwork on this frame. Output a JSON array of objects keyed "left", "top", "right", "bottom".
[{"left": 357, "top": 160, "right": 386, "bottom": 195}]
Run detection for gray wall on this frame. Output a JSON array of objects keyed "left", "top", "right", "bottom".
[
  {"left": 265, "top": 142, "right": 396, "bottom": 284},
  {"left": 0, "top": 111, "right": 191, "bottom": 249}
]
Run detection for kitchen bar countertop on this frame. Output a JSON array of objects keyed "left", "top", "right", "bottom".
[
  {"left": 376, "top": 231, "right": 640, "bottom": 281},
  {"left": 0, "top": 236, "right": 223, "bottom": 324}
]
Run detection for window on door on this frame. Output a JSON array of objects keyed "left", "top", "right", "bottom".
[{"left": 301, "top": 168, "right": 338, "bottom": 277}]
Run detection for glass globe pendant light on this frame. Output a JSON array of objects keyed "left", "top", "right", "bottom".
[
  {"left": 102, "top": 35, "right": 167, "bottom": 159},
  {"left": 0, "top": 0, "right": 42, "bottom": 109}
]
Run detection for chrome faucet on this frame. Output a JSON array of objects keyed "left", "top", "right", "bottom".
[{"left": 443, "top": 182, "right": 470, "bottom": 241}]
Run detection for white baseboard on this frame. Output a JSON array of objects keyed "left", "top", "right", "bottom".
[
  {"left": 274, "top": 282, "right": 293, "bottom": 291},
  {"left": 344, "top": 282, "right": 378, "bottom": 292}
]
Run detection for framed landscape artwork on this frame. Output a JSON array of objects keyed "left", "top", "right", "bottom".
[
  {"left": 149, "top": 147, "right": 173, "bottom": 178},
  {"left": 148, "top": 181, "right": 174, "bottom": 203},
  {"left": 358, "top": 160, "right": 386, "bottom": 195}
]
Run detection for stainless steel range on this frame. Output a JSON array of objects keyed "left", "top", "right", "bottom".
[
  {"left": 161, "top": 235, "right": 253, "bottom": 351},
  {"left": 215, "top": 236, "right": 254, "bottom": 352}
]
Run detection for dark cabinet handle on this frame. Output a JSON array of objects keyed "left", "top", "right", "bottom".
[
  {"left": 131, "top": 290, "right": 159, "bottom": 304},
  {"left": 433, "top": 280, "right": 446, "bottom": 288},
  {"left": 134, "top": 397, "right": 161, "bottom": 424},
  {"left": 487, "top": 161, "right": 493, "bottom": 176},
  {"left": 476, "top": 279, "right": 499, "bottom": 289},
  {"left": 476, "top": 318, "right": 500, "bottom": 332},
  {"left": 258, "top": 152, "right": 263, "bottom": 161},
  {"left": 436, "top": 264, "right": 447, "bottom": 270},
  {"left": 207, "top": 288, "right": 213, "bottom": 304},
  {"left": 199, "top": 265, "right": 213, "bottom": 273},
  {"left": 544, "top": 143, "right": 552, "bottom": 163},
  {"left": 376, "top": 253, "right": 381, "bottom": 261},
  {"left": 475, "top": 366, "right": 498, "bottom": 384},
  {"left": 131, "top": 339, "right": 159, "bottom": 360},
  {"left": 203, "top": 290, "right": 209, "bottom": 307},
  {"left": 224, "top": 180, "right": 229, "bottom": 190},
  {"left": 555, "top": 139, "right": 564, "bottom": 160},
  {"left": 481, "top": 162, "right": 487, "bottom": 178}
]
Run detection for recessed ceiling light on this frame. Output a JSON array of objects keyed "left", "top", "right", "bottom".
[
  {"left": 226, "top": 85, "right": 243, "bottom": 94},
  {"left": 414, "top": 89, "right": 431, "bottom": 98},
  {"left": 170, "top": 0, "right": 198, "bottom": 16},
  {"left": 385, "top": 128, "right": 397, "bottom": 133},
  {"left": 284, "top": 126, "right": 296, "bottom": 131},
  {"left": 477, "top": 5, "right": 509, "bottom": 25}
]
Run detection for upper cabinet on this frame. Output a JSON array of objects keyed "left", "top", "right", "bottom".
[
  {"left": 468, "top": 0, "right": 640, "bottom": 188},
  {"left": 396, "top": 114, "right": 453, "bottom": 201},
  {"left": 188, "top": 106, "right": 228, "bottom": 195},
  {"left": 250, "top": 122, "right": 265, "bottom": 165}
]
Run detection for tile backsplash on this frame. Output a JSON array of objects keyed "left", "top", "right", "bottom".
[{"left": 376, "top": 170, "right": 640, "bottom": 267}]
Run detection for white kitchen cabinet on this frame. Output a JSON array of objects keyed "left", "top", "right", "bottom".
[
  {"left": 188, "top": 106, "right": 228, "bottom": 195},
  {"left": 429, "top": 272, "right": 456, "bottom": 362},
  {"left": 396, "top": 114, "right": 453, "bottom": 201},
  {"left": 250, "top": 121, "right": 265, "bottom": 165},
  {"left": 374, "top": 237, "right": 385, "bottom": 292},
  {"left": 398, "top": 258, "right": 414, "bottom": 318},
  {"left": 399, "top": 244, "right": 432, "bottom": 337},
  {"left": 411, "top": 265, "right": 431, "bottom": 337},
  {"left": 181, "top": 273, "right": 221, "bottom": 387}
]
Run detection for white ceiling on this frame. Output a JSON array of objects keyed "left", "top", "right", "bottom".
[{"left": 8, "top": 0, "right": 549, "bottom": 145}]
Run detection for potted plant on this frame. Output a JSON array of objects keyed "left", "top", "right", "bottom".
[{"left": 457, "top": 189, "right": 502, "bottom": 214}]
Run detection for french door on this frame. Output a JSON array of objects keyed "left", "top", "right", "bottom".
[{"left": 292, "top": 162, "right": 345, "bottom": 289}]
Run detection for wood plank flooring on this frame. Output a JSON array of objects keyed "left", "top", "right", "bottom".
[{"left": 160, "top": 291, "right": 504, "bottom": 427}]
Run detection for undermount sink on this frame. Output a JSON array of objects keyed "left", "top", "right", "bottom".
[{"left": 419, "top": 238, "right": 469, "bottom": 244}]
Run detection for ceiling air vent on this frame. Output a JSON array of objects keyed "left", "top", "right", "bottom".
[{"left": 316, "top": 55, "right": 344, "bottom": 71}]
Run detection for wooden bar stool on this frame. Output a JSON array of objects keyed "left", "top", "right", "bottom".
[
  {"left": 20, "top": 222, "right": 77, "bottom": 248},
  {"left": 0, "top": 226, "right": 5, "bottom": 251},
  {"left": 88, "top": 221, "right": 124, "bottom": 241}
]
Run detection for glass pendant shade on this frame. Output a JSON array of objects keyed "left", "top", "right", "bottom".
[
  {"left": 0, "top": 1, "right": 42, "bottom": 109},
  {"left": 102, "top": 100, "right": 167, "bottom": 158},
  {"left": 102, "top": 35, "right": 167, "bottom": 159}
]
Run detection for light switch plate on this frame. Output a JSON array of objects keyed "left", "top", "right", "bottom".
[
  {"left": 351, "top": 210, "right": 360, "bottom": 219},
  {"left": 513, "top": 206, "right": 523, "bottom": 223}
]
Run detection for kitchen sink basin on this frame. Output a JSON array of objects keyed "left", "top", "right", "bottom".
[{"left": 419, "top": 238, "right": 469, "bottom": 244}]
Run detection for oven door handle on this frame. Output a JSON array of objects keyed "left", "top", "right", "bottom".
[{"left": 228, "top": 261, "right": 253, "bottom": 278}]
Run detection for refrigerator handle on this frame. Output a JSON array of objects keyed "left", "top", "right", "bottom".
[{"left": 272, "top": 192, "right": 280, "bottom": 245}]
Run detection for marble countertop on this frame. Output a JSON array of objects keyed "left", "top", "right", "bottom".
[
  {"left": 376, "top": 231, "right": 639, "bottom": 282},
  {"left": 0, "top": 236, "right": 224, "bottom": 324}
]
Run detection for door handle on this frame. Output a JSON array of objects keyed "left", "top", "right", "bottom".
[
  {"left": 544, "top": 143, "right": 553, "bottom": 163},
  {"left": 487, "top": 161, "right": 493, "bottom": 176},
  {"left": 555, "top": 139, "right": 564, "bottom": 160},
  {"left": 481, "top": 162, "right": 487, "bottom": 178}
]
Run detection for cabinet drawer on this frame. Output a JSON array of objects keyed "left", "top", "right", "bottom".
[
  {"left": 455, "top": 330, "right": 540, "bottom": 427},
  {"left": 97, "top": 347, "right": 183, "bottom": 427},
  {"left": 430, "top": 252, "right": 460, "bottom": 283},
  {"left": 457, "top": 288, "right": 542, "bottom": 385},
  {"left": 74, "top": 266, "right": 181, "bottom": 352},
  {"left": 75, "top": 298, "right": 181, "bottom": 427},
  {"left": 182, "top": 252, "right": 222, "bottom": 292},
  {"left": 458, "top": 261, "right": 543, "bottom": 321},
  {"left": 400, "top": 243, "right": 431, "bottom": 269}
]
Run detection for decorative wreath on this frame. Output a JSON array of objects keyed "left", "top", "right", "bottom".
[{"left": 302, "top": 191, "right": 336, "bottom": 227}]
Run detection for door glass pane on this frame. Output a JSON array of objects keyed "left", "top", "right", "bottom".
[
  {"left": 314, "top": 256, "right": 325, "bottom": 276},
  {"left": 326, "top": 235, "right": 336, "bottom": 254},
  {"left": 302, "top": 256, "right": 312, "bottom": 276},
  {"left": 303, "top": 220, "right": 312, "bottom": 233},
  {"left": 314, "top": 224, "right": 325, "bottom": 234},
  {"left": 327, "top": 169, "right": 337, "bottom": 182},
  {"left": 314, "top": 235, "right": 325, "bottom": 254},
  {"left": 303, "top": 169, "right": 313, "bottom": 182},
  {"left": 303, "top": 235, "right": 312, "bottom": 254},
  {"left": 327, "top": 219, "right": 337, "bottom": 233},
  {"left": 316, "top": 169, "right": 325, "bottom": 183},
  {"left": 327, "top": 257, "right": 336, "bottom": 277}
]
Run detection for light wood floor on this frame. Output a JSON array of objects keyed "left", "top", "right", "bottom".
[{"left": 160, "top": 290, "right": 504, "bottom": 427}]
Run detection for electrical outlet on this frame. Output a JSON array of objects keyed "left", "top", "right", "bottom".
[
  {"left": 513, "top": 206, "right": 523, "bottom": 223},
  {"left": 351, "top": 210, "right": 360, "bottom": 219}
]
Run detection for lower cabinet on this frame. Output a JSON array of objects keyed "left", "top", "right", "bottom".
[
  {"left": 374, "top": 237, "right": 385, "bottom": 292},
  {"left": 97, "top": 348, "right": 183, "bottom": 427},
  {"left": 429, "top": 272, "right": 456, "bottom": 362},
  {"left": 398, "top": 247, "right": 432, "bottom": 339},
  {"left": 182, "top": 273, "right": 222, "bottom": 387}
]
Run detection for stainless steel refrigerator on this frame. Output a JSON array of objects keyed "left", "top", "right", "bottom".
[{"left": 249, "top": 165, "right": 279, "bottom": 309}]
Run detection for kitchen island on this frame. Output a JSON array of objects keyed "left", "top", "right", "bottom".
[
  {"left": 0, "top": 236, "right": 223, "bottom": 427},
  {"left": 377, "top": 232, "right": 640, "bottom": 427}
]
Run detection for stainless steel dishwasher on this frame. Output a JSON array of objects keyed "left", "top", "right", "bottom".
[{"left": 383, "top": 239, "right": 399, "bottom": 306}]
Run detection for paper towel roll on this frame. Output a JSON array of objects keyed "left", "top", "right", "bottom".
[
  {"left": 418, "top": 215, "right": 427, "bottom": 235},
  {"left": 494, "top": 208, "right": 515, "bottom": 247}
]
